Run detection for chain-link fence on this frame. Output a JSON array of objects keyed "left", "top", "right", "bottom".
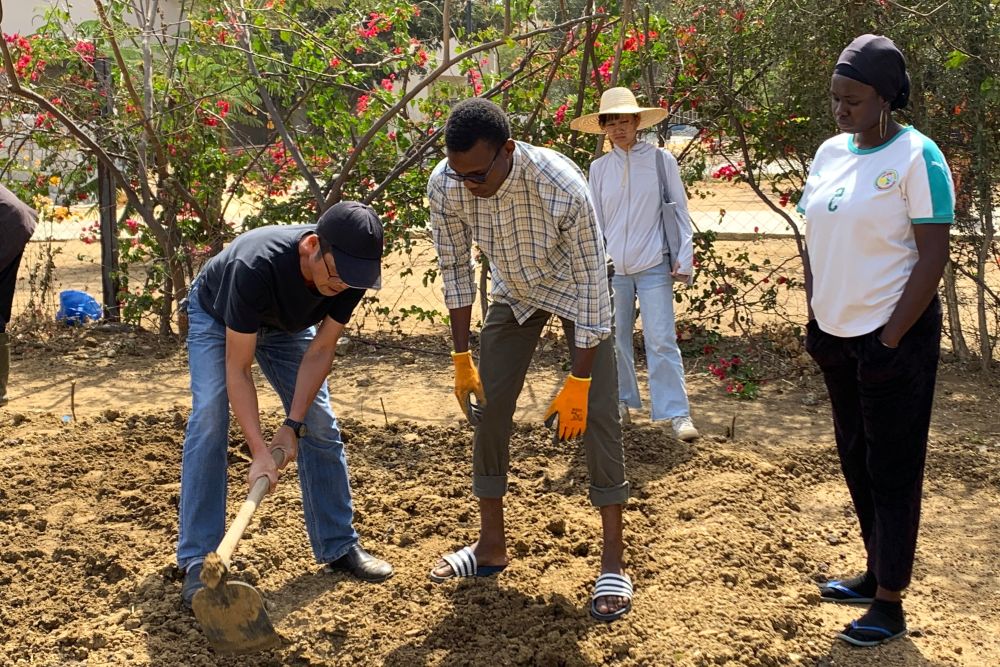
[{"left": 8, "top": 177, "right": 802, "bottom": 332}]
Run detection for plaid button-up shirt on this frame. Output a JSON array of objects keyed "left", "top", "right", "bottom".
[{"left": 428, "top": 141, "right": 612, "bottom": 348}]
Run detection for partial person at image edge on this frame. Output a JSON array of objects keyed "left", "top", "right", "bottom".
[
  {"left": 0, "top": 184, "right": 38, "bottom": 407},
  {"left": 800, "top": 34, "right": 954, "bottom": 648}
]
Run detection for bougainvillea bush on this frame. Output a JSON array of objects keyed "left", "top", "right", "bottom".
[{"left": 2, "top": 0, "right": 996, "bottom": 364}]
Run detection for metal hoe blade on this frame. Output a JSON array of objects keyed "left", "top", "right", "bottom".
[{"left": 191, "top": 580, "right": 280, "bottom": 654}]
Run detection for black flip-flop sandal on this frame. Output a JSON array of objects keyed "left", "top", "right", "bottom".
[
  {"left": 819, "top": 580, "right": 875, "bottom": 604},
  {"left": 836, "top": 619, "right": 907, "bottom": 647}
]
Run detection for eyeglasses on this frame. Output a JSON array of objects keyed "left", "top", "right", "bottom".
[
  {"left": 444, "top": 145, "right": 505, "bottom": 184},
  {"left": 319, "top": 251, "right": 352, "bottom": 290}
]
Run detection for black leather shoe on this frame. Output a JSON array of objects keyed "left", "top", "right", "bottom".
[
  {"left": 181, "top": 562, "right": 205, "bottom": 609},
  {"left": 325, "top": 544, "right": 393, "bottom": 583}
]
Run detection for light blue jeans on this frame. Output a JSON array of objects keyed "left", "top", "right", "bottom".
[
  {"left": 612, "top": 257, "right": 691, "bottom": 422},
  {"left": 176, "top": 279, "right": 358, "bottom": 570}
]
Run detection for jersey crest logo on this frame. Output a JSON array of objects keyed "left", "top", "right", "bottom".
[
  {"left": 828, "top": 187, "right": 845, "bottom": 212},
  {"left": 875, "top": 169, "right": 899, "bottom": 191}
]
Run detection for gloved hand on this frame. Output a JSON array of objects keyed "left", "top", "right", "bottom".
[
  {"left": 452, "top": 351, "right": 487, "bottom": 425},
  {"left": 544, "top": 375, "right": 591, "bottom": 441}
]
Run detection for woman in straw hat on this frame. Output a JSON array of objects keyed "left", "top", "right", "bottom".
[{"left": 571, "top": 87, "right": 698, "bottom": 441}]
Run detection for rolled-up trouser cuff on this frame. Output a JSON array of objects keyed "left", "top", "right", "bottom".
[
  {"left": 589, "top": 481, "right": 630, "bottom": 507},
  {"left": 473, "top": 474, "right": 508, "bottom": 499}
]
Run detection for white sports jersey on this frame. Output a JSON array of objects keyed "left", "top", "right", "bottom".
[{"left": 798, "top": 127, "right": 954, "bottom": 337}]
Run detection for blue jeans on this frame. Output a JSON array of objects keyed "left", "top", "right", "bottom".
[
  {"left": 176, "top": 279, "right": 358, "bottom": 570},
  {"left": 612, "top": 257, "right": 691, "bottom": 421}
]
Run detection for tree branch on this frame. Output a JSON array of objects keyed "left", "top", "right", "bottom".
[
  {"left": 362, "top": 46, "right": 540, "bottom": 206},
  {"left": 0, "top": 34, "right": 154, "bottom": 225},
  {"left": 229, "top": 0, "right": 324, "bottom": 208},
  {"left": 324, "top": 12, "right": 610, "bottom": 208}
]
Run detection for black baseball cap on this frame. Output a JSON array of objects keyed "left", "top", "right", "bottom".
[{"left": 315, "top": 201, "right": 384, "bottom": 290}]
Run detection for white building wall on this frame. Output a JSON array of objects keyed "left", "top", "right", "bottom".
[{"left": 1, "top": 0, "right": 184, "bottom": 36}]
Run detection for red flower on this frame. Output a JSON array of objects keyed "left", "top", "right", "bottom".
[
  {"left": 329, "top": 57, "right": 341, "bottom": 68},
  {"left": 73, "top": 40, "right": 96, "bottom": 64},
  {"left": 415, "top": 49, "right": 428, "bottom": 67},
  {"left": 592, "top": 58, "right": 613, "bottom": 83},
  {"left": 216, "top": 100, "right": 230, "bottom": 117},
  {"left": 554, "top": 103, "right": 568, "bottom": 125},
  {"left": 356, "top": 94, "right": 370, "bottom": 114},
  {"left": 711, "top": 164, "right": 742, "bottom": 181}
]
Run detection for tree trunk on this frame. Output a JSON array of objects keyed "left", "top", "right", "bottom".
[
  {"left": 942, "top": 261, "right": 970, "bottom": 360},
  {"left": 443, "top": 0, "right": 451, "bottom": 62},
  {"left": 609, "top": 0, "right": 632, "bottom": 87},
  {"left": 976, "top": 189, "right": 995, "bottom": 370}
]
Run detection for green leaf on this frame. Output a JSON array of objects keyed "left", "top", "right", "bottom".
[{"left": 944, "top": 50, "right": 969, "bottom": 70}]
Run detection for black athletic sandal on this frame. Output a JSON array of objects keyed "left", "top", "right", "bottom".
[
  {"left": 819, "top": 571, "right": 877, "bottom": 604},
  {"left": 836, "top": 619, "right": 907, "bottom": 647}
]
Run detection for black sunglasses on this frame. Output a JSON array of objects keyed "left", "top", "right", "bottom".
[{"left": 444, "top": 145, "right": 505, "bottom": 184}]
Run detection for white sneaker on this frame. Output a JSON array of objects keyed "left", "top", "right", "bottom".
[
  {"left": 618, "top": 402, "right": 632, "bottom": 426},
  {"left": 671, "top": 416, "right": 699, "bottom": 442}
]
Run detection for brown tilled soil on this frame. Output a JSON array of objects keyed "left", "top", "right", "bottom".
[{"left": 1, "top": 325, "right": 999, "bottom": 667}]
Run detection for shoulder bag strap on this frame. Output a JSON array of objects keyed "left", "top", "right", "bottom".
[{"left": 654, "top": 149, "right": 672, "bottom": 204}]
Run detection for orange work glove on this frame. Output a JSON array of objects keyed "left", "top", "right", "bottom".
[
  {"left": 544, "top": 374, "right": 591, "bottom": 441},
  {"left": 452, "top": 351, "right": 487, "bottom": 425}
]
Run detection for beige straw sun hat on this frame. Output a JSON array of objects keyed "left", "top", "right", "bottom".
[{"left": 570, "top": 87, "right": 667, "bottom": 134}]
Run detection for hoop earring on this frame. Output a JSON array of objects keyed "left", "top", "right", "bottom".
[{"left": 879, "top": 109, "right": 888, "bottom": 140}]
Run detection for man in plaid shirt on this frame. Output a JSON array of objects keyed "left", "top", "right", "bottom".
[{"left": 426, "top": 98, "right": 632, "bottom": 622}]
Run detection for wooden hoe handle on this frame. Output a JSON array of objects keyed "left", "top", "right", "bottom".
[{"left": 214, "top": 447, "right": 287, "bottom": 569}]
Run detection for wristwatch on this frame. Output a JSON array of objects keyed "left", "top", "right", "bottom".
[{"left": 283, "top": 418, "right": 307, "bottom": 438}]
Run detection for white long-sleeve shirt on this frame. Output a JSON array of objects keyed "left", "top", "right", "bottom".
[{"left": 588, "top": 141, "right": 693, "bottom": 279}]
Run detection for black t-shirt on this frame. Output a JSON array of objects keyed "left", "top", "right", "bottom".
[{"left": 197, "top": 225, "right": 365, "bottom": 333}]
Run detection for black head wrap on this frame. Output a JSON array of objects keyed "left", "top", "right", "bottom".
[{"left": 834, "top": 34, "right": 910, "bottom": 110}]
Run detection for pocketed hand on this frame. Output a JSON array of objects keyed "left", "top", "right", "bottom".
[
  {"left": 670, "top": 261, "right": 690, "bottom": 284},
  {"left": 544, "top": 375, "right": 591, "bottom": 441}
]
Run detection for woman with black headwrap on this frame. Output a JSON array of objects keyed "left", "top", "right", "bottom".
[{"left": 797, "top": 34, "right": 954, "bottom": 647}]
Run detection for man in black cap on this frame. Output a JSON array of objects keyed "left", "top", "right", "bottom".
[
  {"left": 176, "top": 201, "right": 393, "bottom": 608},
  {"left": 0, "top": 184, "right": 37, "bottom": 407}
]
